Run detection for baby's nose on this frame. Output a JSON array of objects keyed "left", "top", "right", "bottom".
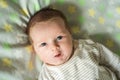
[{"left": 51, "top": 42, "right": 59, "bottom": 51}]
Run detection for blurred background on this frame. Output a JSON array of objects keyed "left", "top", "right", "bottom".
[{"left": 0, "top": 0, "right": 120, "bottom": 80}]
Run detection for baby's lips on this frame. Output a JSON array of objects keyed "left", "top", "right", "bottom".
[
  {"left": 53, "top": 50, "right": 61, "bottom": 57},
  {"left": 55, "top": 53, "right": 61, "bottom": 57}
]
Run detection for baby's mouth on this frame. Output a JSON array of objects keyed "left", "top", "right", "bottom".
[{"left": 55, "top": 53, "right": 62, "bottom": 57}]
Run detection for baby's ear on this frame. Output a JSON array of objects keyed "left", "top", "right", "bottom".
[{"left": 73, "top": 40, "right": 79, "bottom": 49}]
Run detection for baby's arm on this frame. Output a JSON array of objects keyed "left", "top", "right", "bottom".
[{"left": 97, "top": 43, "right": 120, "bottom": 79}]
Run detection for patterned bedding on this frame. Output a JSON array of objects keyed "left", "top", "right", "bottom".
[{"left": 0, "top": 0, "right": 120, "bottom": 80}]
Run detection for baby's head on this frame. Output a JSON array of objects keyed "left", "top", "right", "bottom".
[{"left": 27, "top": 7, "right": 73, "bottom": 66}]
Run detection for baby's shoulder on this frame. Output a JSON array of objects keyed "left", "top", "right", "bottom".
[
  {"left": 74, "top": 39, "right": 101, "bottom": 52},
  {"left": 74, "top": 39, "right": 98, "bottom": 46},
  {"left": 77, "top": 39, "right": 95, "bottom": 44},
  {"left": 74, "top": 39, "right": 102, "bottom": 59}
]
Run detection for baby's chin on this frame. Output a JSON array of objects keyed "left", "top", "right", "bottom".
[{"left": 46, "top": 61, "right": 65, "bottom": 66}]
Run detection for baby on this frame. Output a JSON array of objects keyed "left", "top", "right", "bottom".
[{"left": 26, "top": 7, "right": 120, "bottom": 80}]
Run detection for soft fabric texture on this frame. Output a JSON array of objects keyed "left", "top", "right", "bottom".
[{"left": 39, "top": 39, "right": 120, "bottom": 80}]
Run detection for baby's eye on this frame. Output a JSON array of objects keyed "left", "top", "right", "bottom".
[
  {"left": 40, "top": 43, "right": 47, "bottom": 47},
  {"left": 57, "top": 36, "right": 63, "bottom": 40}
]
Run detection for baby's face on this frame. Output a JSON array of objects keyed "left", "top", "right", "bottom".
[{"left": 30, "top": 19, "right": 73, "bottom": 66}]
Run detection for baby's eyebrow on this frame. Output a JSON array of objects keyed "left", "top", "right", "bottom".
[
  {"left": 59, "top": 30, "right": 67, "bottom": 34},
  {"left": 57, "top": 32, "right": 66, "bottom": 35}
]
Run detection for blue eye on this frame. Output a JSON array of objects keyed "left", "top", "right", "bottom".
[
  {"left": 40, "top": 43, "right": 47, "bottom": 47},
  {"left": 57, "top": 36, "right": 63, "bottom": 40}
]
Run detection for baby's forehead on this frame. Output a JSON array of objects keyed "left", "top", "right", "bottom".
[
  {"left": 45, "top": 17, "right": 66, "bottom": 25},
  {"left": 32, "top": 17, "right": 66, "bottom": 28}
]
